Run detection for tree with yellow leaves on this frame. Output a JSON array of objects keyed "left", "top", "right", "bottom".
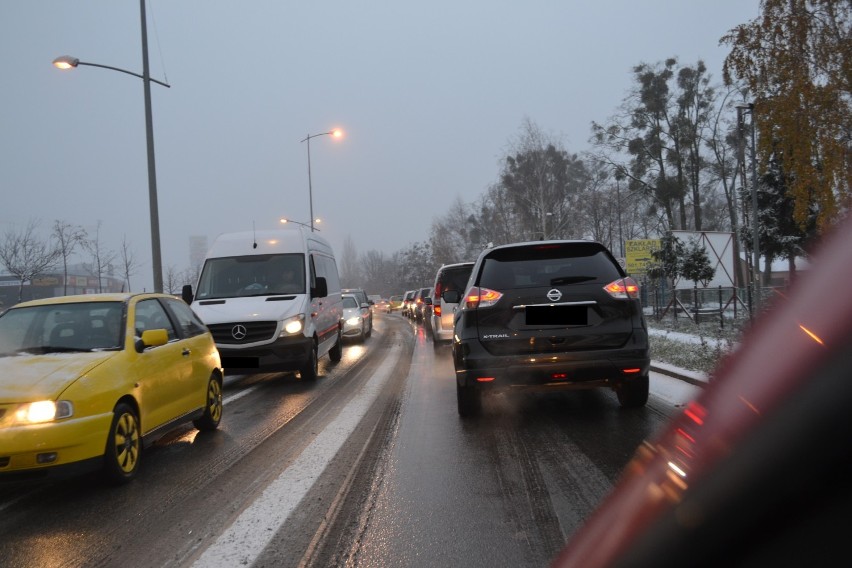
[{"left": 721, "top": 0, "right": 850, "bottom": 231}]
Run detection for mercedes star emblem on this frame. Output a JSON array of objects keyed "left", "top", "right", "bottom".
[{"left": 231, "top": 324, "right": 248, "bottom": 340}]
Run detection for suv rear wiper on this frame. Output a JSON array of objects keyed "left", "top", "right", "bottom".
[{"left": 550, "top": 276, "right": 596, "bottom": 285}]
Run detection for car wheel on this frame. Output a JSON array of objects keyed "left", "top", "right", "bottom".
[
  {"left": 193, "top": 374, "right": 223, "bottom": 431},
  {"left": 103, "top": 402, "right": 141, "bottom": 484},
  {"left": 365, "top": 318, "right": 372, "bottom": 338},
  {"left": 329, "top": 327, "right": 343, "bottom": 362},
  {"left": 457, "top": 382, "right": 482, "bottom": 417},
  {"left": 617, "top": 375, "right": 649, "bottom": 408},
  {"left": 299, "top": 341, "right": 318, "bottom": 381}
]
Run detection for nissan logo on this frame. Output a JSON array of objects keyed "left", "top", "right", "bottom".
[
  {"left": 547, "top": 289, "right": 562, "bottom": 302},
  {"left": 231, "top": 324, "right": 248, "bottom": 340}
]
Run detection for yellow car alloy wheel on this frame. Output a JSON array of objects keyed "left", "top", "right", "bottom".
[
  {"left": 104, "top": 403, "right": 141, "bottom": 484},
  {"left": 193, "top": 375, "right": 223, "bottom": 431}
]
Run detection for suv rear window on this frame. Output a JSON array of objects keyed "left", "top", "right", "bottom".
[
  {"left": 437, "top": 265, "right": 473, "bottom": 296},
  {"left": 479, "top": 243, "right": 622, "bottom": 290}
]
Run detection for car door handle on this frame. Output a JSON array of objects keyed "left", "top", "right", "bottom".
[{"left": 182, "top": 348, "right": 191, "bottom": 356}]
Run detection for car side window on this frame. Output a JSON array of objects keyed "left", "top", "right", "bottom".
[
  {"left": 134, "top": 299, "right": 178, "bottom": 341},
  {"left": 163, "top": 298, "right": 208, "bottom": 339}
]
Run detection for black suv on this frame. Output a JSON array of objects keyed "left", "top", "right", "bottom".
[{"left": 451, "top": 240, "right": 650, "bottom": 417}]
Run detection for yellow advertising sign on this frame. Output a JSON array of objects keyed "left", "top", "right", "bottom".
[{"left": 625, "top": 239, "right": 660, "bottom": 274}]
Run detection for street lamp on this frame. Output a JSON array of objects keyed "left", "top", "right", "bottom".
[
  {"left": 52, "top": 0, "right": 169, "bottom": 292},
  {"left": 300, "top": 129, "right": 343, "bottom": 232},
  {"left": 279, "top": 218, "right": 321, "bottom": 231}
]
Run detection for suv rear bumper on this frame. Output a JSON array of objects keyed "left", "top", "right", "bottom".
[{"left": 453, "top": 336, "right": 649, "bottom": 390}]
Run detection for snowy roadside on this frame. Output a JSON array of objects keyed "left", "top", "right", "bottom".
[{"left": 647, "top": 327, "right": 729, "bottom": 387}]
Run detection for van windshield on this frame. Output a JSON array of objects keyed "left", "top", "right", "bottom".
[{"left": 195, "top": 254, "right": 306, "bottom": 299}]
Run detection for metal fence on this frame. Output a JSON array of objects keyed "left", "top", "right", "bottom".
[{"left": 646, "top": 284, "right": 756, "bottom": 328}]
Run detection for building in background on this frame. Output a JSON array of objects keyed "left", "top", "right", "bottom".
[{"left": 0, "top": 268, "right": 125, "bottom": 308}]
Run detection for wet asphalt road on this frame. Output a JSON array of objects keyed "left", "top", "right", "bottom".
[{"left": 0, "top": 312, "right": 696, "bottom": 567}]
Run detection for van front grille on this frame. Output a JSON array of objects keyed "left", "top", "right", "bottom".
[{"left": 208, "top": 321, "right": 278, "bottom": 344}]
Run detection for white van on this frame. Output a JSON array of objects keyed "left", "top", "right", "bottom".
[{"left": 182, "top": 227, "right": 343, "bottom": 380}]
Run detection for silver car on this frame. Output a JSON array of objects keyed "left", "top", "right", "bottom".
[
  {"left": 341, "top": 293, "right": 368, "bottom": 341},
  {"left": 429, "top": 262, "right": 474, "bottom": 347}
]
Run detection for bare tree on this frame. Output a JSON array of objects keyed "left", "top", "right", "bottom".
[
  {"left": 0, "top": 220, "right": 61, "bottom": 302},
  {"left": 339, "top": 236, "right": 360, "bottom": 287},
  {"left": 500, "top": 118, "right": 588, "bottom": 240},
  {"left": 83, "top": 221, "right": 117, "bottom": 293},
  {"left": 119, "top": 235, "right": 138, "bottom": 292},
  {"left": 163, "top": 265, "right": 182, "bottom": 294},
  {"left": 52, "top": 220, "right": 88, "bottom": 296}
]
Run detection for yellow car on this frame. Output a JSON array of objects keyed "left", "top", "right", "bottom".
[{"left": 0, "top": 293, "right": 223, "bottom": 484}]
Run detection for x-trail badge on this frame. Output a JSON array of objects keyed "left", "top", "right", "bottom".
[{"left": 547, "top": 289, "right": 562, "bottom": 302}]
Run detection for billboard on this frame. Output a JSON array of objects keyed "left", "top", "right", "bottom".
[{"left": 671, "top": 230, "right": 737, "bottom": 290}]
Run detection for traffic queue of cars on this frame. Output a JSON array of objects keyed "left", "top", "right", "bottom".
[
  {"left": 0, "top": 226, "right": 381, "bottom": 484},
  {"left": 391, "top": 239, "right": 650, "bottom": 416},
  {"left": 7, "top": 225, "right": 837, "bottom": 562}
]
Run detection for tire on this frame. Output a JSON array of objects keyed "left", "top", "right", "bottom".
[
  {"left": 365, "top": 316, "right": 372, "bottom": 338},
  {"left": 617, "top": 375, "right": 649, "bottom": 408},
  {"left": 193, "top": 374, "right": 223, "bottom": 431},
  {"left": 457, "top": 382, "right": 482, "bottom": 417},
  {"left": 299, "top": 341, "right": 318, "bottom": 381},
  {"left": 103, "top": 402, "right": 141, "bottom": 484},
  {"left": 329, "top": 328, "right": 343, "bottom": 362}
]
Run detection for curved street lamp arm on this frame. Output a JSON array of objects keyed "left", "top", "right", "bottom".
[{"left": 77, "top": 61, "right": 171, "bottom": 88}]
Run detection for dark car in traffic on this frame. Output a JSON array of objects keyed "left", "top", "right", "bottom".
[
  {"left": 451, "top": 240, "right": 650, "bottom": 417},
  {"left": 412, "top": 286, "right": 433, "bottom": 324}
]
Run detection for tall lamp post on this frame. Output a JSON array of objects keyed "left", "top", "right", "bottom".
[
  {"left": 737, "top": 103, "right": 761, "bottom": 315},
  {"left": 52, "top": 0, "right": 169, "bottom": 292},
  {"left": 300, "top": 129, "right": 343, "bottom": 232}
]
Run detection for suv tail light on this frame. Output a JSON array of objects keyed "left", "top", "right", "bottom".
[
  {"left": 603, "top": 277, "right": 640, "bottom": 299},
  {"left": 464, "top": 286, "right": 503, "bottom": 309},
  {"left": 434, "top": 306, "right": 442, "bottom": 316}
]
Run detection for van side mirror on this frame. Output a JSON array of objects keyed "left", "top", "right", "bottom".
[
  {"left": 443, "top": 290, "right": 460, "bottom": 303},
  {"left": 312, "top": 276, "right": 328, "bottom": 299},
  {"left": 181, "top": 285, "right": 194, "bottom": 304}
]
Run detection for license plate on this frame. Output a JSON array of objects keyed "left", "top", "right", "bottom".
[{"left": 525, "top": 305, "right": 587, "bottom": 326}]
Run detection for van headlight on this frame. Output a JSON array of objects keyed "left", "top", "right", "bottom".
[
  {"left": 14, "top": 400, "right": 74, "bottom": 424},
  {"left": 280, "top": 314, "right": 305, "bottom": 336}
]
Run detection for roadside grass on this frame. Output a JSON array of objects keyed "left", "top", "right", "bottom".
[{"left": 647, "top": 315, "right": 747, "bottom": 375}]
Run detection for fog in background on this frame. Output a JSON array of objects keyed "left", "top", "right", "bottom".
[{"left": 1, "top": 1, "right": 759, "bottom": 291}]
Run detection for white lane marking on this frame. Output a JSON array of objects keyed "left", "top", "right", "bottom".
[
  {"left": 222, "top": 383, "right": 260, "bottom": 405},
  {"left": 192, "top": 343, "right": 401, "bottom": 568}
]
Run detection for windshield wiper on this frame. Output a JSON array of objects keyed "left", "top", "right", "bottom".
[{"left": 18, "top": 346, "right": 95, "bottom": 354}]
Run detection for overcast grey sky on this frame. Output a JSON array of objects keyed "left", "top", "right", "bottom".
[{"left": 1, "top": 1, "right": 759, "bottom": 291}]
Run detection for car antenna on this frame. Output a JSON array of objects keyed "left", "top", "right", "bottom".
[{"left": 252, "top": 221, "right": 258, "bottom": 249}]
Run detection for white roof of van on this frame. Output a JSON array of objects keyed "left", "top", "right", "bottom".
[{"left": 206, "top": 228, "right": 334, "bottom": 258}]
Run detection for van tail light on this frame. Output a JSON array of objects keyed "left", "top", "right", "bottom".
[
  {"left": 603, "top": 277, "right": 640, "bottom": 299},
  {"left": 464, "top": 286, "right": 503, "bottom": 309}
]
